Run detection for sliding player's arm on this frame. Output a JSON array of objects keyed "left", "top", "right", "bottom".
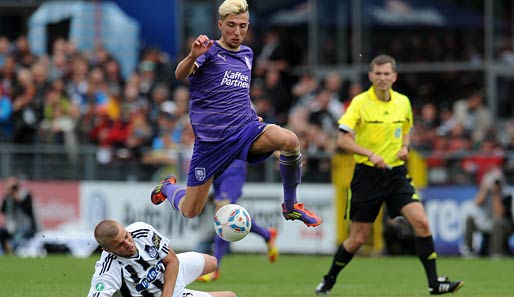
[{"left": 160, "top": 247, "right": 180, "bottom": 297}]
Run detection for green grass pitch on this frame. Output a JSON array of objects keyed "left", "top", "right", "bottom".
[{"left": 1, "top": 253, "right": 512, "bottom": 296}]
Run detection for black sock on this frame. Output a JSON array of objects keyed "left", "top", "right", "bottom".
[
  {"left": 327, "top": 244, "right": 354, "bottom": 280},
  {"left": 415, "top": 236, "right": 438, "bottom": 286}
]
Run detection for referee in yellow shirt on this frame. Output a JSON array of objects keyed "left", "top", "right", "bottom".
[{"left": 315, "top": 55, "right": 464, "bottom": 295}]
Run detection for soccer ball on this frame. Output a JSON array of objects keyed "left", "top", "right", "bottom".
[{"left": 213, "top": 204, "right": 252, "bottom": 242}]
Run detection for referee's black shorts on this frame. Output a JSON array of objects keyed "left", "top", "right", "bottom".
[{"left": 347, "top": 163, "right": 419, "bottom": 223}]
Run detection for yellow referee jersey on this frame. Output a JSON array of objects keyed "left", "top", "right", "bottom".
[{"left": 338, "top": 86, "right": 413, "bottom": 167}]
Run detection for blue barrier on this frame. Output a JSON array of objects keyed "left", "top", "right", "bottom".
[{"left": 420, "top": 186, "right": 514, "bottom": 255}]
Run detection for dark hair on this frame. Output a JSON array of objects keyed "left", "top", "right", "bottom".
[{"left": 370, "top": 54, "right": 396, "bottom": 72}]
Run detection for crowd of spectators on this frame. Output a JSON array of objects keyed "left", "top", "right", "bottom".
[
  {"left": 410, "top": 86, "right": 514, "bottom": 185},
  {"left": 0, "top": 34, "right": 345, "bottom": 181},
  {"left": 0, "top": 36, "right": 189, "bottom": 172},
  {"left": 0, "top": 32, "right": 513, "bottom": 184}
]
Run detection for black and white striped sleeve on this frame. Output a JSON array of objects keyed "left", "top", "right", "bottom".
[{"left": 87, "top": 252, "right": 122, "bottom": 297}]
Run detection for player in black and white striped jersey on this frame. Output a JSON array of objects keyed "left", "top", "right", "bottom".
[{"left": 87, "top": 220, "right": 237, "bottom": 297}]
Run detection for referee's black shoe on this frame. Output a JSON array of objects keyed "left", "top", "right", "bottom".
[
  {"left": 429, "top": 276, "right": 464, "bottom": 295},
  {"left": 315, "top": 275, "right": 335, "bottom": 295}
]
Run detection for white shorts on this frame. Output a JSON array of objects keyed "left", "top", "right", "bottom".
[{"left": 173, "top": 252, "right": 212, "bottom": 297}]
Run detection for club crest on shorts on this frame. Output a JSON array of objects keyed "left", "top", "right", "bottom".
[
  {"left": 195, "top": 167, "right": 206, "bottom": 181},
  {"left": 244, "top": 56, "right": 252, "bottom": 70}
]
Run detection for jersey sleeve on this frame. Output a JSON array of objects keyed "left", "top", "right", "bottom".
[
  {"left": 194, "top": 50, "right": 211, "bottom": 70},
  {"left": 338, "top": 97, "right": 361, "bottom": 133},
  {"left": 87, "top": 253, "right": 122, "bottom": 297}
]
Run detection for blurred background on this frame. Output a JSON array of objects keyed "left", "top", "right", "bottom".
[{"left": 0, "top": 0, "right": 513, "bottom": 259}]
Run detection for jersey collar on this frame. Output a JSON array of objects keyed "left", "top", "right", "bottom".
[{"left": 367, "top": 86, "right": 394, "bottom": 102}]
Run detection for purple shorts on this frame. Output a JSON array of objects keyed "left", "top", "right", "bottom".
[
  {"left": 187, "top": 121, "right": 273, "bottom": 186},
  {"left": 212, "top": 159, "right": 247, "bottom": 203}
]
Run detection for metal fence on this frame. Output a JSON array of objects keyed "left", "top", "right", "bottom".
[
  {"left": 0, "top": 144, "right": 306, "bottom": 183},
  {"left": 1, "top": 144, "right": 513, "bottom": 186}
]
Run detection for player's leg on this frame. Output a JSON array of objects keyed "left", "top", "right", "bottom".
[
  {"left": 401, "top": 202, "right": 437, "bottom": 282},
  {"left": 199, "top": 254, "right": 218, "bottom": 275},
  {"left": 176, "top": 253, "right": 236, "bottom": 297},
  {"left": 181, "top": 181, "right": 215, "bottom": 218},
  {"left": 199, "top": 161, "right": 246, "bottom": 282},
  {"left": 249, "top": 124, "right": 321, "bottom": 227},
  {"left": 152, "top": 139, "right": 237, "bottom": 218},
  {"left": 316, "top": 164, "right": 383, "bottom": 295},
  {"left": 177, "top": 252, "right": 218, "bottom": 285},
  {"left": 250, "top": 222, "right": 279, "bottom": 262},
  {"left": 151, "top": 174, "right": 214, "bottom": 218},
  {"left": 315, "top": 222, "right": 371, "bottom": 295},
  {"left": 401, "top": 202, "right": 464, "bottom": 294}
]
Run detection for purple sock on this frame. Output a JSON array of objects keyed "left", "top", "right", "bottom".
[
  {"left": 164, "top": 183, "right": 186, "bottom": 211},
  {"left": 214, "top": 235, "right": 229, "bottom": 266},
  {"left": 279, "top": 152, "right": 302, "bottom": 209},
  {"left": 250, "top": 221, "right": 271, "bottom": 241}
]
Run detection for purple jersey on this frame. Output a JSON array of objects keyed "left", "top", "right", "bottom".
[{"left": 189, "top": 42, "right": 258, "bottom": 142}]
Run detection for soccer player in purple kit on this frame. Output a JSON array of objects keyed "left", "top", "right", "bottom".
[
  {"left": 150, "top": 0, "right": 322, "bottom": 227},
  {"left": 197, "top": 159, "right": 278, "bottom": 282}
]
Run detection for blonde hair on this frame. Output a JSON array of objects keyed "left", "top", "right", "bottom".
[{"left": 218, "top": 0, "right": 249, "bottom": 21}]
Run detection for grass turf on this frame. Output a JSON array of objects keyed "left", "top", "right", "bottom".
[{"left": 1, "top": 253, "right": 512, "bottom": 296}]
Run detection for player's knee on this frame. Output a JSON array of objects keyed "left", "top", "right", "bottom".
[
  {"left": 286, "top": 136, "right": 300, "bottom": 151},
  {"left": 181, "top": 201, "right": 206, "bottom": 218},
  {"left": 182, "top": 207, "right": 201, "bottom": 218},
  {"left": 345, "top": 235, "right": 367, "bottom": 251},
  {"left": 202, "top": 254, "right": 218, "bottom": 273},
  {"left": 353, "top": 235, "right": 368, "bottom": 248},
  {"left": 207, "top": 254, "right": 218, "bottom": 268},
  {"left": 411, "top": 217, "right": 431, "bottom": 235},
  {"left": 279, "top": 130, "right": 299, "bottom": 151}
]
